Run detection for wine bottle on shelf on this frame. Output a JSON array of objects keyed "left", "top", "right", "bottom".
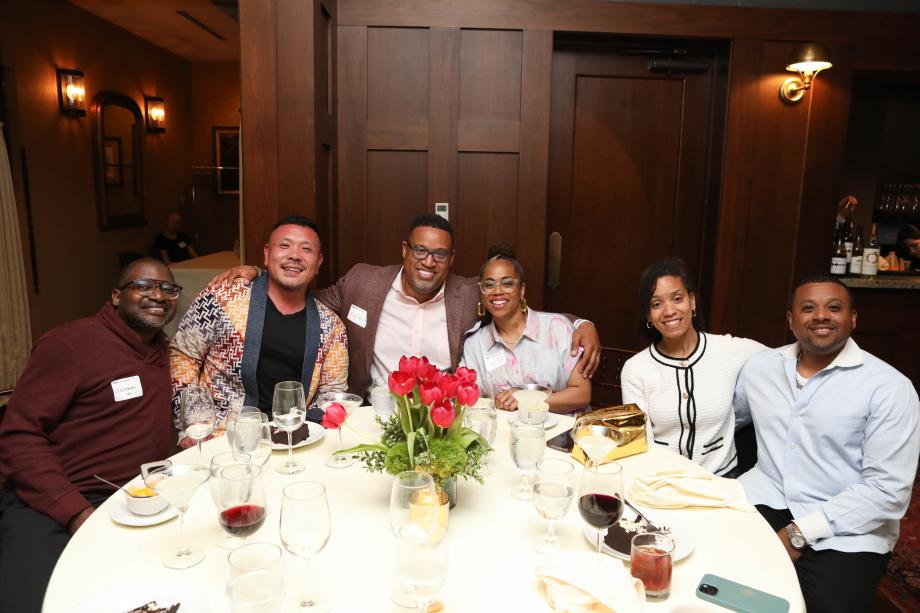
[
  {"left": 848, "top": 225, "right": 863, "bottom": 275},
  {"left": 843, "top": 217, "right": 854, "bottom": 263},
  {"left": 830, "top": 225, "right": 848, "bottom": 276},
  {"left": 862, "top": 223, "right": 880, "bottom": 278}
]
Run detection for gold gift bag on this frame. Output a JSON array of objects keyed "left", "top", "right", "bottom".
[{"left": 571, "top": 404, "right": 648, "bottom": 464}]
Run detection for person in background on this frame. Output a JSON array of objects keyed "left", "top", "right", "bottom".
[
  {"left": 620, "top": 259, "right": 766, "bottom": 477},
  {"left": 895, "top": 224, "right": 920, "bottom": 271},
  {"left": 462, "top": 244, "right": 590, "bottom": 414},
  {"left": 734, "top": 275, "right": 919, "bottom": 613},
  {"left": 0, "top": 259, "right": 179, "bottom": 613},
  {"left": 154, "top": 212, "right": 199, "bottom": 264},
  {"left": 169, "top": 215, "right": 348, "bottom": 444}
]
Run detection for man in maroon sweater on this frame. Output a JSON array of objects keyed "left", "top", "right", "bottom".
[{"left": 0, "top": 258, "right": 179, "bottom": 613}]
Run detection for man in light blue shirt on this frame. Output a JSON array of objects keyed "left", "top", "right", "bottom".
[{"left": 734, "top": 275, "right": 919, "bottom": 613}]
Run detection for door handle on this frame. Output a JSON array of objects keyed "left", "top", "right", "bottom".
[{"left": 547, "top": 231, "right": 562, "bottom": 290}]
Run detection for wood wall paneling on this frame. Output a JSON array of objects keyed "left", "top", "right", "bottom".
[
  {"left": 427, "top": 27, "right": 459, "bottom": 214},
  {"left": 366, "top": 151, "right": 429, "bottom": 265}
]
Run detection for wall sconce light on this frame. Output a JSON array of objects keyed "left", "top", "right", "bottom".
[
  {"left": 780, "top": 43, "right": 832, "bottom": 104},
  {"left": 56, "top": 68, "right": 86, "bottom": 117},
  {"left": 145, "top": 96, "right": 166, "bottom": 133}
]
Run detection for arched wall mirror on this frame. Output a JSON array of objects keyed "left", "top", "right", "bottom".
[{"left": 91, "top": 91, "right": 145, "bottom": 229}]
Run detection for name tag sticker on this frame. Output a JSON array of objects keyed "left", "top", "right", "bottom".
[
  {"left": 347, "top": 304, "right": 368, "bottom": 328},
  {"left": 483, "top": 349, "right": 507, "bottom": 372},
  {"left": 112, "top": 376, "right": 143, "bottom": 402},
  {"left": 178, "top": 241, "right": 187, "bottom": 248}
]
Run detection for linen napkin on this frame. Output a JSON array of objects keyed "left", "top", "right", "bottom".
[
  {"left": 630, "top": 470, "right": 755, "bottom": 512},
  {"left": 536, "top": 550, "right": 646, "bottom": 612}
]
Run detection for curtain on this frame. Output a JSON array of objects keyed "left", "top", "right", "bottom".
[{"left": 0, "top": 121, "right": 32, "bottom": 395}]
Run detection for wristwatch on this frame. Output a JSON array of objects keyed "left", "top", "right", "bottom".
[{"left": 785, "top": 523, "right": 807, "bottom": 551}]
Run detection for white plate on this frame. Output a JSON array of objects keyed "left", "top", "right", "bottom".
[
  {"left": 271, "top": 422, "right": 326, "bottom": 450},
  {"left": 70, "top": 581, "right": 208, "bottom": 613},
  {"left": 583, "top": 506, "right": 695, "bottom": 562},
  {"left": 506, "top": 411, "right": 559, "bottom": 429},
  {"left": 108, "top": 496, "right": 178, "bottom": 527}
]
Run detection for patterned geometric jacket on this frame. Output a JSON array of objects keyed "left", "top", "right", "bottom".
[{"left": 169, "top": 276, "right": 348, "bottom": 434}]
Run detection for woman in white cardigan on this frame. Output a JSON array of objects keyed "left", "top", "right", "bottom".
[{"left": 620, "top": 259, "right": 766, "bottom": 477}]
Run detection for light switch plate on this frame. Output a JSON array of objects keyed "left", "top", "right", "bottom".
[{"left": 435, "top": 202, "right": 449, "bottom": 221}]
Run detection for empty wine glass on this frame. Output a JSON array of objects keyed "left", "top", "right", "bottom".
[
  {"left": 533, "top": 458, "right": 575, "bottom": 555},
  {"left": 280, "top": 481, "right": 331, "bottom": 609},
  {"left": 227, "top": 408, "right": 273, "bottom": 467},
  {"left": 577, "top": 461, "right": 625, "bottom": 555},
  {"left": 397, "top": 523, "right": 448, "bottom": 613},
  {"left": 182, "top": 385, "right": 217, "bottom": 463},
  {"left": 217, "top": 465, "right": 268, "bottom": 547},
  {"left": 464, "top": 402, "right": 498, "bottom": 476},
  {"left": 210, "top": 451, "right": 251, "bottom": 549},
  {"left": 573, "top": 421, "right": 621, "bottom": 470},
  {"left": 510, "top": 421, "right": 545, "bottom": 500},
  {"left": 226, "top": 542, "right": 286, "bottom": 613},
  {"left": 144, "top": 464, "right": 210, "bottom": 569},
  {"left": 318, "top": 391, "right": 362, "bottom": 469},
  {"left": 273, "top": 381, "right": 306, "bottom": 474},
  {"left": 389, "top": 470, "right": 438, "bottom": 536}
]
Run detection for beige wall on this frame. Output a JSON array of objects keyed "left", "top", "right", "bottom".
[
  {"left": 1, "top": 1, "right": 193, "bottom": 334},
  {"left": 191, "top": 62, "right": 240, "bottom": 166}
]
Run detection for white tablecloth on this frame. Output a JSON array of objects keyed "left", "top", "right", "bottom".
[
  {"left": 165, "top": 251, "right": 240, "bottom": 337},
  {"left": 44, "top": 408, "right": 804, "bottom": 612}
]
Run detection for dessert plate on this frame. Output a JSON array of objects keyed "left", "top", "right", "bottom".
[
  {"left": 270, "top": 422, "right": 326, "bottom": 450},
  {"left": 583, "top": 506, "right": 695, "bottom": 562}
]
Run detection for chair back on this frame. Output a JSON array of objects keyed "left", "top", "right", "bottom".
[{"left": 590, "top": 347, "right": 637, "bottom": 408}]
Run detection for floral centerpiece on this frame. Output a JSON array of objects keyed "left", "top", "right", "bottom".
[{"left": 331, "top": 356, "right": 491, "bottom": 499}]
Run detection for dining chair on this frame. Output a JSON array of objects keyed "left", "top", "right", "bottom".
[{"left": 590, "top": 347, "right": 637, "bottom": 408}]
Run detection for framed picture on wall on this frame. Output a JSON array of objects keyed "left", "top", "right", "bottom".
[
  {"left": 213, "top": 126, "right": 240, "bottom": 196},
  {"left": 103, "top": 136, "right": 123, "bottom": 187}
]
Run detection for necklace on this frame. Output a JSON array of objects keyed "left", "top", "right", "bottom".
[{"left": 794, "top": 351, "right": 809, "bottom": 389}]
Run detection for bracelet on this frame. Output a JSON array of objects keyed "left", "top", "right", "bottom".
[{"left": 573, "top": 318, "right": 593, "bottom": 329}]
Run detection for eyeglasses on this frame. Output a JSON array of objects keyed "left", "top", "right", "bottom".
[
  {"left": 478, "top": 278, "right": 521, "bottom": 294},
  {"left": 405, "top": 242, "right": 451, "bottom": 263},
  {"left": 118, "top": 278, "right": 183, "bottom": 298}
]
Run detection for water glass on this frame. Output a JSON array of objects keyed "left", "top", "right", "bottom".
[
  {"left": 397, "top": 523, "right": 448, "bottom": 613},
  {"left": 464, "top": 403, "right": 497, "bottom": 476},
  {"left": 182, "top": 385, "right": 217, "bottom": 463},
  {"left": 631, "top": 532, "right": 675, "bottom": 600},
  {"left": 389, "top": 471, "right": 438, "bottom": 537},
  {"left": 510, "top": 421, "right": 545, "bottom": 501},
  {"left": 273, "top": 381, "right": 306, "bottom": 474},
  {"left": 227, "top": 542, "right": 286, "bottom": 613},
  {"left": 227, "top": 409, "right": 272, "bottom": 467},
  {"left": 532, "top": 458, "right": 575, "bottom": 554},
  {"left": 370, "top": 378, "right": 396, "bottom": 420},
  {"left": 210, "top": 451, "right": 251, "bottom": 549},
  {"left": 280, "top": 481, "right": 331, "bottom": 609}
]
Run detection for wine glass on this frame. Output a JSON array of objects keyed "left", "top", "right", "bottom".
[
  {"left": 464, "top": 402, "right": 498, "bottom": 476},
  {"left": 227, "top": 408, "right": 273, "bottom": 467},
  {"left": 273, "top": 381, "right": 306, "bottom": 474},
  {"left": 509, "top": 421, "right": 545, "bottom": 500},
  {"left": 226, "top": 542, "right": 286, "bottom": 613},
  {"left": 389, "top": 470, "right": 438, "bottom": 536},
  {"left": 532, "top": 458, "right": 575, "bottom": 555},
  {"left": 280, "top": 481, "right": 331, "bottom": 609},
  {"left": 217, "top": 464, "right": 268, "bottom": 546},
  {"left": 318, "top": 391, "right": 362, "bottom": 469},
  {"left": 573, "top": 421, "right": 621, "bottom": 470},
  {"left": 144, "top": 464, "right": 210, "bottom": 569},
  {"left": 577, "top": 461, "right": 625, "bottom": 555},
  {"left": 210, "top": 451, "right": 251, "bottom": 549},
  {"left": 397, "top": 523, "right": 448, "bottom": 613},
  {"left": 182, "top": 385, "right": 217, "bottom": 463}
]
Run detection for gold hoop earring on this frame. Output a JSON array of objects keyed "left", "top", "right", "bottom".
[
  {"left": 521, "top": 298, "right": 528, "bottom": 314},
  {"left": 477, "top": 301, "right": 485, "bottom": 318}
]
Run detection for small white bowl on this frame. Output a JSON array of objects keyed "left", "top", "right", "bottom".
[{"left": 123, "top": 487, "right": 168, "bottom": 516}]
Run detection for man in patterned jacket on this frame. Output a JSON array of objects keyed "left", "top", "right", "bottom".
[{"left": 170, "top": 216, "right": 348, "bottom": 445}]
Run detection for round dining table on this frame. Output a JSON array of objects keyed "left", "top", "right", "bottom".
[{"left": 44, "top": 407, "right": 804, "bottom": 612}]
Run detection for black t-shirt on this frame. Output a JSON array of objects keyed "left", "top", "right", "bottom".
[
  {"left": 256, "top": 299, "right": 306, "bottom": 415},
  {"left": 154, "top": 232, "right": 193, "bottom": 263}
]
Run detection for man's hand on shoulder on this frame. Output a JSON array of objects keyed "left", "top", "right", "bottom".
[
  {"left": 68, "top": 506, "right": 94, "bottom": 535},
  {"left": 207, "top": 265, "right": 260, "bottom": 289},
  {"left": 571, "top": 321, "right": 601, "bottom": 379}
]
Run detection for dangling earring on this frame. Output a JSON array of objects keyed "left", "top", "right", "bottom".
[
  {"left": 646, "top": 321, "right": 652, "bottom": 329},
  {"left": 521, "top": 298, "right": 528, "bottom": 314},
  {"left": 692, "top": 309, "right": 697, "bottom": 318},
  {"left": 477, "top": 301, "right": 485, "bottom": 318}
]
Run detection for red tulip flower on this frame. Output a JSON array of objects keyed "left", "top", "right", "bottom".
[
  {"left": 415, "top": 357, "right": 439, "bottom": 382},
  {"left": 398, "top": 355, "right": 420, "bottom": 377},
  {"left": 388, "top": 371, "right": 417, "bottom": 396},
  {"left": 457, "top": 383, "right": 480, "bottom": 407},
  {"left": 321, "top": 402, "right": 347, "bottom": 429},
  {"left": 419, "top": 380, "right": 445, "bottom": 406},
  {"left": 437, "top": 373, "right": 460, "bottom": 398},
  {"left": 430, "top": 399, "right": 456, "bottom": 428},
  {"left": 455, "top": 366, "right": 477, "bottom": 386}
]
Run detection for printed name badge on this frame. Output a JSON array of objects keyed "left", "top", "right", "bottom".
[
  {"left": 483, "top": 349, "right": 507, "bottom": 372},
  {"left": 178, "top": 241, "right": 187, "bottom": 248},
  {"left": 347, "top": 304, "right": 368, "bottom": 328},
  {"left": 111, "top": 375, "right": 143, "bottom": 402}
]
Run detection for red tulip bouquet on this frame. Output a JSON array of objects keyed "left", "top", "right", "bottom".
[{"left": 338, "top": 355, "right": 491, "bottom": 487}]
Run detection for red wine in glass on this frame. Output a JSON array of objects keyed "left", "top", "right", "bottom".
[
  {"left": 220, "top": 504, "right": 266, "bottom": 537},
  {"left": 578, "top": 493, "right": 624, "bottom": 529}
]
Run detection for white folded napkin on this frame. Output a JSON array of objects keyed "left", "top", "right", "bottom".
[
  {"left": 536, "top": 550, "right": 646, "bottom": 612},
  {"left": 630, "top": 470, "right": 755, "bottom": 512}
]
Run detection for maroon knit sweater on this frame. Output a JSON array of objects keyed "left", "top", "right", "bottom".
[{"left": 0, "top": 304, "right": 175, "bottom": 526}]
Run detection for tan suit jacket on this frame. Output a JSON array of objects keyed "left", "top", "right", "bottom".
[{"left": 315, "top": 264, "right": 481, "bottom": 395}]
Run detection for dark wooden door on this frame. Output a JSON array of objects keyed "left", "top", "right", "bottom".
[{"left": 546, "top": 39, "right": 726, "bottom": 349}]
